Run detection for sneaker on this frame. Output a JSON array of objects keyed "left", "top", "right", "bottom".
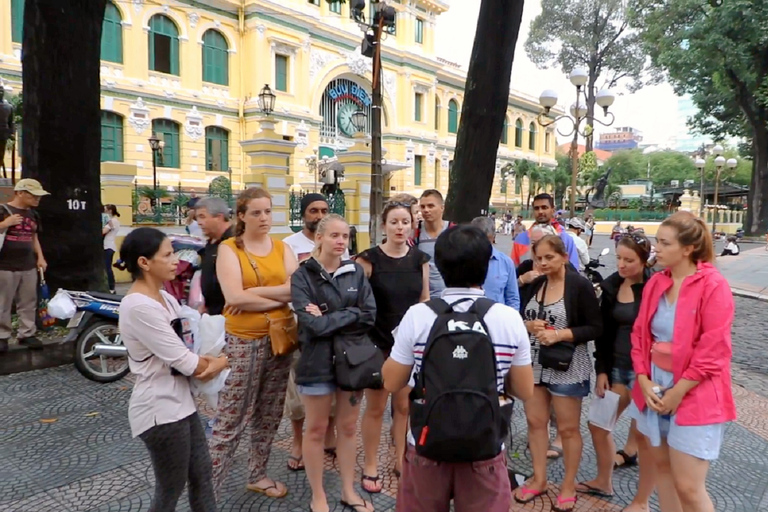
[
  {"left": 18, "top": 337, "right": 44, "bottom": 350},
  {"left": 0, "top": 339, "right": 8, "bottom": 352}
]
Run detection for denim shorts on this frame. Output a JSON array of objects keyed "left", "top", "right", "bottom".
[
  {"left": 611, "top": 367, "right": 636, "bottom": 389},
  {"left": 296, "top": 382, "right": 336, "bottom": 396},
  {"left": 539, "top": 379, "right": 591, "bottom": 398}
]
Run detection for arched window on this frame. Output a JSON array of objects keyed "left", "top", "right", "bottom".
[
  {"left": 529, "top": 122, "right": 537, "bottom": 151},
  {"left": 148, "top": 15, "right": 180, "bottom": 75},
  {"left": 206, "top": 126, "right": 229, "bottom": 171},
  {"left": 501, "top": 117, "right": 509, "bottom": 145},
  {"left": 434, "top": 98, "right": 441, "bottom": 131},
  {"left": 514, "top": 118, "right": 523, "bottom": 147},
  {"left": 101, "top": 111, "right": 124, "bottom": 162},
  {"left": 152, "top": 119, "right": 181, "bottom": 168},
  {"left": 448, "top": 99, "right": 459, "bottom": 134},
  {"left": 11, "top": 0, "right": 24, "bottom": 43},
  {"left": 202, "top": 29, "right": 229, "bottom": 86},
  {"left": 101, "top": 2, "right": 123, "bottom": 63}
]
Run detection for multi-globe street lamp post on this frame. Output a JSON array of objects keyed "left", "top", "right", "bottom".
[
  {"left": 536, "top": 67, "right": 616, "bottom": 217},
  {"left": 694, "top": 144, "right": 737, "bottom": 234}
]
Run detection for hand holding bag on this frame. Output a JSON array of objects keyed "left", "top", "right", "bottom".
[
  {"left": 246, "top": 251, "right": 298, "bottom": 356},
  {"left": 536, "top": 279, "right": 576, "bottom": 371},
  {"left": 333, "top": 332, "right": 384, "bottom": 391}
]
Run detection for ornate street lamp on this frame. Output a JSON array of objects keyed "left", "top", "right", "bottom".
[
  {"left": 257, "top": 84, "right": 276, "bottom": 116},
  {"left": 351, "top": 109, "right": 368, "bottom": 134},
  {"left": 536, "top": 67, "right": 616, "bottom": 217},
  {"left": 711, "top": 144, "right": 738, "bottom": 234},
  {"left": 148, "top": 132, "right": 165, "bottom": 207}
]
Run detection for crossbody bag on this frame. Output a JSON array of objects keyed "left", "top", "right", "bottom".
[{"left": 536, "top": 279, "right": 576, "bottom": 372}]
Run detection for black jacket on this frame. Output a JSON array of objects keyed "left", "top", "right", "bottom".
[
  {"left": 519, "top": 270, "right": 602, "bottom": 345},
  {"left": 290, "top": 257, "right": 376, "bottom": 385},
  {"left": 593, "top": 270, "right": 651, "bottom": 377}
]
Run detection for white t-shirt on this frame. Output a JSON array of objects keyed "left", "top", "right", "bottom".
[
  {"left": 568, "top": 230, "right": 590, "bottom": 270},
  {"left": 390, "top": 288, "right": 531, "bottom": 445},
  {"left": 284, "top": 230, "right": 349, "bottom": 262},
  {"left": 187, "top": 221, "right": 204, "bottom": 239},
  {"left": 103, "top": 217, "right": 121, "bottom": 252},
  {"left": 725, "top": 241, "right": 740, "bottom": 254}
]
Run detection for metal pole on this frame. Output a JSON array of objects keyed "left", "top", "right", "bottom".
[
  {"left": 151, "top": 150, "right": 157, "bottom": 209},
  {"left": 712, "top": 167, "right": 721, "bottom": 234},
  {"left": 569, "top": 128, "right": 579, "bottom": 218},
  {"left": 11, "top": 142, "right": 15, "bottom": 185},
  {"left": 369, "top": 16, "right": 385, "bottom": 247}
]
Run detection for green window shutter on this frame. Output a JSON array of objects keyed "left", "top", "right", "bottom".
[
  {"left": 330, "top": 1, "right": 342, "bottom": 14},
  {"left": 515, "top": 119, "right": 523, "bottom": 147},
  {"left": 501, "top": 118, "right": 508, "bottom": 144},
  {"left": 205, "top": 126, "right": 229, "bottom": 171},
  {"left": 149, "top": 15, "right": 179, "bottom": 75},
  {"left": 448, "top": 100, "right": 458, "bottom": 134},
  {"left": 101, "top": 3, "right": 123, "bottom": 63},
  {"left": 170, "top": 34, "right": 179, "bottom": 75},
  {"left": 101, "top": 111, "right": 124, "bottom": 162},
  {"left": 11, "top": 0, "right": 24, "bottom": 43},
  {"left": 203, "top": 30, "right": 228, "bottom": 86},
  {"left": 414, "top": 156, "right": 422, "bottom": 186},
  {"left": 434, "top": 101, "right": 440, "bottom": 130},
  {"left": 415, "top": 93, "right": 422, "bottom": 122},
  {"left": 529, "top": 123, "right": 537, "bottom": 150},
  {"left": 153, "top": 119, "right": 180, "bottom": 168},
  {"left": 275, "top": 55, "right": 288, "bottom": 92},
  {"left": 415, "top": 18, "right": 424, "bottom": 44}
]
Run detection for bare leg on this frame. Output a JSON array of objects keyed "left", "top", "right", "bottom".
[
  {"left": 392, "top": 387, "right": 410, "bottom": 476},
  {"left": 622, "top": 426, "right": 654, "bottom": 512},
  {"left": 515, "top": 386, "right": 551, "bottom": 501},
  {"left": 551, "top": 395, "right": 584, "bottom": 507},
  {"left": 648, "top": 439, "right": 683, "bottom": 512},
  {"left": 289, "top": 419, "right": 304, "bottom": 469},
  {"left": 670, "top": 447, "right": 715, "bottom": 512},
  {"left": 336, "top": 391, "right": 373, "bottom": 511},
  {"left": 301, "top": 394, "right": 334, "bottom": 512},
  {"left": 361, "top": 387, "right": 389, "bottom": 491}
]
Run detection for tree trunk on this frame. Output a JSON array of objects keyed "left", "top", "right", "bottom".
[
  {"left": 444, "top": 0, "right": 525, "bottom": 223},
  {"left": 22, "top": 0, "right": 108, "bottom": 292},
  {"left": 746, "top": 125, "right": 768, "bottom": 235}
]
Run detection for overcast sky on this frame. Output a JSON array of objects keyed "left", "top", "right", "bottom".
[{"left": 434, "top": 1, "right": 681, "bottom": 146}]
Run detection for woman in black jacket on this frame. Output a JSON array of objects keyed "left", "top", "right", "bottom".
[
  {"left": 290, "top": 214, "right": 376, "bottom": 512},
  {"left": 514, "top": 235, "right": 602, "bottom": 512},
  {"left": 576, "top": 232, "right": 655, "bottom": 512}
]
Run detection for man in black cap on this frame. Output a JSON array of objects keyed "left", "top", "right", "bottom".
[{"left": 282, "top": 193, "right": 345, "bottom": 471}]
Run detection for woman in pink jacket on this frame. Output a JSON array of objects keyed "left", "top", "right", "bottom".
[{"left": 630, "top": 211, "right": 736, "bottom": 512}]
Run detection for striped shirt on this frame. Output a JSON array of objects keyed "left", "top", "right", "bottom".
[{"left": 390, "top": 288, "right": 532, "bottom": 392}]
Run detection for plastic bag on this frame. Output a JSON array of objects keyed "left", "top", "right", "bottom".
[
  {"left": 190, "top": 313, "right": 227, "bottom": 409},
  {"left": 188, "top": 270, "right": 204, "bottom": 310},
  {"left": 179, "top": 306, "right": 201, "bottom": 343},
  {"left": 588, "top": 390, "right": 621, "bottom": 431},
  {"left": 48, "top": 289, "right": 77, "bottom": 320}
]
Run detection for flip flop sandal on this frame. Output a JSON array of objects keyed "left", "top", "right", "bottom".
[
  {"left": 547, "top": 445, "right": 563, "bottom": 459},
  {"left": 575, "top": 482, "right": 614, "bottom": 498},
  {"left": 614, "top": 449, "right": 638, "bottom": 468},
  {"left": 287, "top": 455, "right": 305, "bottom": 472},
  {"left": 514, "top": 485, "right": 547, "bottom": 504},
  {"left": 324, "top": 447, "right": 337, "bottom": 458},
  {"left": 552, "top": 495, "right": 577, "bottom": 512},
  {"left": 245, "top": 481, "right": 288, "bottom": 499},
  {"left": 360, "top": 474, "right": 382, "bottom": 494},
  {"left": 340, "top": 499, "right": 372, "bottom": 512}
]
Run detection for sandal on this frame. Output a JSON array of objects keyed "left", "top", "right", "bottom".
[
  {"left": 324, "top": 447, "right": 337, "bottom": 458},
  {"left": 514, "top": 485, "right": 547, "bottom": 504},
  {"left": 614, "top": 449, "right": 638, "bottom": 468},
  {"left": 287, "top": 455, "right": 305, "bottom": 472},
  {"left": 360, "top": 474, "right": 382, "bottom": 494},
  {"left": 245, "top": 480, "right": 288, "bottom": 498},
  {"left": 552, "top": 495, "right": 577, "bottom": 512},
  {"left": 547, "top": 445, "right": 563, "bottom": 459},
  {"left": 575, "top": 482, "right": 614, "bottom": 498},
  {"left": 340, "top": 499, "right": 373, "bottom": 512}
]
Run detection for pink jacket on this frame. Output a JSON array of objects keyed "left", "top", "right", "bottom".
[{"left": 630, "top": 262, "right": 737, "bottom": 426}]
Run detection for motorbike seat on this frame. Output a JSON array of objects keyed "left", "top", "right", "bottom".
[{"left": 88, "top": 291, "right": 125, "bottom": 302}]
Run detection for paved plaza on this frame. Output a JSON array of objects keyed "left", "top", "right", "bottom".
[{"left": 2, "top": 235, "right": 768, "bottom": 511}]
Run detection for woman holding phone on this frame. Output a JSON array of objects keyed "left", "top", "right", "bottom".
[
  {"left": 630, "top": 211, "right": 735, "bottom": 512},
  {"left": 515, "top": 234, "right": 602, "bottom": 512}
]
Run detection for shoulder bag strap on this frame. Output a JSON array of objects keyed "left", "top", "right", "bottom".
[{"left": 536, "top": 279, "right": 549, "bottom": 321}]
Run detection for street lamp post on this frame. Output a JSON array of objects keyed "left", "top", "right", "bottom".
[
  {"left": 352, "top": 0, "right": 396, "bottom": 246},
  {"left": 257, "top": 84, "right": 276, "bottom": 117},
  {"left": 147, "top": 132, "right": 164, "bottom": 208},
  {"left": 711, "top": 147, "right": 738, "bottom": 234},
  {"left": 695, "top": 156, "right": 706, "bottom": 217},
  {"left": 536, "top": 68, "right": 616, "bottom": 217}
]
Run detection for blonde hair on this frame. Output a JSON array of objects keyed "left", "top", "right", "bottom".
[
  {"left": 310, "top": 214, "right": 348, "bottom": 259},
  {"left": 234, "top": 187, "right": 272, "bottom": 249},
  {"left": 660, "top": 211, "right": 715, "bottom": 264}
]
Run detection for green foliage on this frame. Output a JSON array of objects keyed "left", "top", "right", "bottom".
[
  {"left": 208, "top": 176, "right": 233, "bottom": 206},
  {"left": 579, "top": 151, "right": 599, "bottom": 185},
  {"left": 137, "top": 186, "right": 169, "bottom": 202}
]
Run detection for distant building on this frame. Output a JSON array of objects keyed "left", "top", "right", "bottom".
[
  {"left": 596, "top": 127, "right": 643, "bottom": 152},
  {"left": 674, "top": 96, "right": 709, "bottom": 152},
  {"left": 557, "top": 144, "right": 612, "bottom": 165}
]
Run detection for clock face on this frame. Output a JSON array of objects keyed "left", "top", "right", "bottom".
[{"left": 337, "top": 102, "right": 361, "bottom": 137}]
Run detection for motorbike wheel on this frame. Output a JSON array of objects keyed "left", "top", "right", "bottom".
[{"left": 74, "top": 320, "right": 129, "bottom": 383}]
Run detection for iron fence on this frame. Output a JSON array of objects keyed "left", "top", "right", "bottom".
[{"left": 289, "top": 189, "right": 346, "bottom": 232}]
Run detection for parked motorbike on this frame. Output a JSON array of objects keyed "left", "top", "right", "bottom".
[
  {"left": 584, "top": 247, "right": 610, "bottom": 297},
  {"left": 62, "top": 290, "right": 128, "bottom": 383}
]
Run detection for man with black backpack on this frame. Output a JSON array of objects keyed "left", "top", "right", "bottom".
[{"left": 383, "top": 225, "right": 534, "bottom": 512}]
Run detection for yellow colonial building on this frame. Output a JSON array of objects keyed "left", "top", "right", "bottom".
[{"left": 0, "top": 0, "right": 557, "bottom": 232}]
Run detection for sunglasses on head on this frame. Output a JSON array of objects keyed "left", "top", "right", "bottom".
[{"left": 622, "top": 232, "right": 650, "bottom": 248}]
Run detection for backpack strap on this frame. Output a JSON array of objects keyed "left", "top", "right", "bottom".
[
  {"left": 469, "top": 297, "right": 495, "bottom": 321},
  {"left": 424, "top": 298, "right": 452, "bottom": 315}
]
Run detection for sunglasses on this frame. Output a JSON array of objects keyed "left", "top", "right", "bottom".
[{"left": 621, "top": 232, "right": 650, "bottom": 248}]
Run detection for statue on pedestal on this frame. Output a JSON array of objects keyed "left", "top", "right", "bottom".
[
  {"left": 585, "top": 166, "right": 613, "bottom": 209},
  {"left": 0, "top": 80, "right": 16, "bottom": 180}
]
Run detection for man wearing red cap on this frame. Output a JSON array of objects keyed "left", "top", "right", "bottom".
[{"left": 0, "top": 179, "right": 50, "bottom": 351}]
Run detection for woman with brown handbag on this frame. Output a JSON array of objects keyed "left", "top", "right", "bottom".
[{"left": 210, "top": 187, "right": 299, "bottom": 500}]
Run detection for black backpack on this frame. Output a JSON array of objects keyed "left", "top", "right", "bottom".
[{"left": 409, "top": 297, "right": 511, "bottom": 463}]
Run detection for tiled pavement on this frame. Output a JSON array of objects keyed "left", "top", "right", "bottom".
[{"left": 2, "top": 364, "right": 768, "bottom": 511}]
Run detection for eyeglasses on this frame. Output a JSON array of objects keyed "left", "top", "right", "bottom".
[{"left": 384, "top": 201, "right": 415, "bottom": 210}]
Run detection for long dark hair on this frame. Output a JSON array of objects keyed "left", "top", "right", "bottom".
[
  {"left": 120, "top": 227, "right": 166, "bottom": 280},
  {"left": 105, "top": 204, "right": 120, "bottom": 217}
]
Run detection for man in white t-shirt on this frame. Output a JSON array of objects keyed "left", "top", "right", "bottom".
[
  {"left": 383, "top": 225, "right": 534, "bottom": 512},
  {"left": 282, "top": 193, "right": 341, "bottom": 470},
  {"left": 566, "top": 217, "right": 590, "bottom": 271}
]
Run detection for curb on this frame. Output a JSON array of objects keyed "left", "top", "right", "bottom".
[{"left": 731, "top": 288, "right": 768, "bottom": 302}]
